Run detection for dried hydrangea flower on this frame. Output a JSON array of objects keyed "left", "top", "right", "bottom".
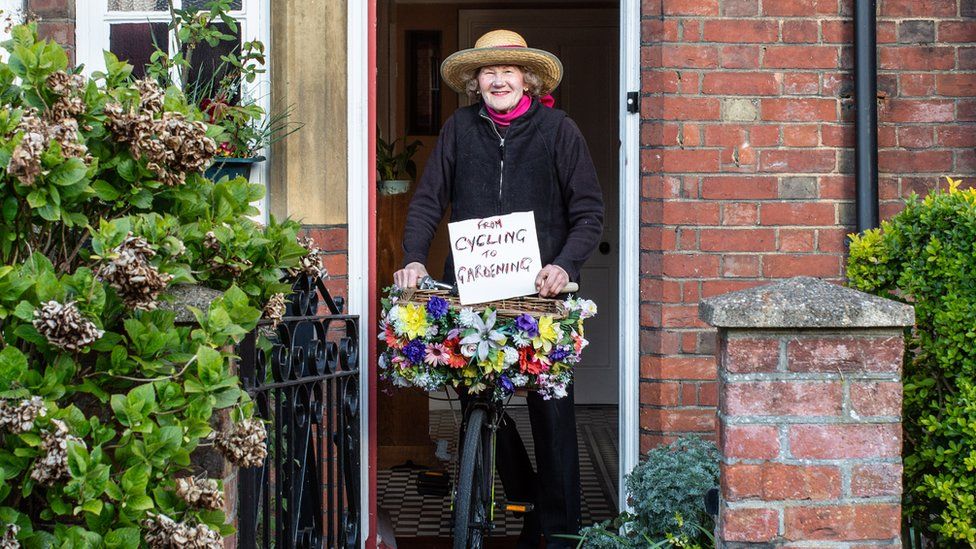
[
  {"left": 32, "top": 301, "right": 104, "bottom": 351},
  {"left": 0, "top": 523, "right": 19, "bottom": 549},
  {"left": 289, "top": 236, "right": 328, "bottom": 279},
  {"left": 175, "top": 477, "right": 224, "bottom": 511},
  {"left": 214, "top": 418, "right": 267, "bottom": 468},
  {"left": 262, "top": 293, "right": 286, "bottom": 327},
  {"left": 30, "top": 419, "right": 82, "bottom": 486},
  {"left": 142, "top": 513, "right": 223, "bottom": 549},
  {"left": 46, "top": 71, "right": 87, "bottom": 122},
  {"left": 104, "top": 96, "right": 217, "bottom": 187},
  {"left": 98, "top": 235, "right": 174, "bottom": 311},
  {"left": 8, "top": 108, "right": 90, "bottom": 186},
  {"left": 202, "top": 231, "right": 221, "bottom": 252},
  {"left": 136, "top": 79, "right": 165, "bottom": 114},
  {"left": 0, "top": 396, "right": 46, "bottom": 434}
]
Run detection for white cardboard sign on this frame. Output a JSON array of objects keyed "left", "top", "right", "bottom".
[{"left": 448, "top": 211, "right": 542, "bottom": 305}]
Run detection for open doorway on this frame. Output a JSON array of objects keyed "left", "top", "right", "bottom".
[{"left": 374, "top": 1, "right": 620, "bottom": 544}]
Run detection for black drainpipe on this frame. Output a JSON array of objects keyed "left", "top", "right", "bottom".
[{"left": 854, "top": 0, "right": 879, "bottom": 232}]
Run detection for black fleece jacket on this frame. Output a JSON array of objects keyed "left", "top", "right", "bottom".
[{"left": 401, "top": 99, "right": 604, "bottom": 284}]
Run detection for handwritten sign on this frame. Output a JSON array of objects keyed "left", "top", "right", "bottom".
[{"left": 448, "top": 211, "right": 542, "bottom": 305}]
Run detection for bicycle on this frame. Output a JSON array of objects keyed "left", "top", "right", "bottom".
[{"left": 411, "top": 276, "right": 578, "bottom": 549}]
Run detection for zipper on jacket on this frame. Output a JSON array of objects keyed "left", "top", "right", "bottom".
[{"left": 480, "top": 112, "right": 506, "bottom": 202}]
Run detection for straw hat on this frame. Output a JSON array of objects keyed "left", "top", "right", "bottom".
[{"left": 440, "top": 30, "right": 563, "bottom": 96}]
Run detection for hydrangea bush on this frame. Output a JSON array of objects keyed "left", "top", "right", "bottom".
[
  {"left": 847, "top": 178, "right": 976, "bottom": 546},
  {"left": 378, "top": 290, "right": 596, "bottom": 399},
  {"left": 0, "top": 25, "right": 317, "bottom": 545}
]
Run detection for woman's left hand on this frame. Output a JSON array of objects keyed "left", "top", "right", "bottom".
[{"left": 535, "top": 264, "right": 569, "bottom": 298}]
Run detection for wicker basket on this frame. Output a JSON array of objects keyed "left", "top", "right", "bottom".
[{"left": 400, "top": 288, "right": 569, "bottom": 319}]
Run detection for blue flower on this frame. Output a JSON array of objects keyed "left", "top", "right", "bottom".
[
  {"left": 498, "top": 374, "right": 515, "bottom": 395},
  {"left": 549, "top": 346, "right": 571, "bottom": 362},
  {"left": 402, "top": 339, "right": 427, "bottom": 364},
  {"left": 426, "top": 296, "right": 450, "bottom": 319},
  {"left": 514, "top": 314, "right": 539, "bottom": 337}
]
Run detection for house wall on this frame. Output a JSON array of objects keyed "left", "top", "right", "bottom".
[
  {"left": 26, "top": 0, "right": 976, "bottom": 455},
  {"left": 638, "top": 0, "right": 975, "bottom": 450}
]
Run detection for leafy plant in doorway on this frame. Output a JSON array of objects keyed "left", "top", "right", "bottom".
[
  {"left": 376, "top": 134, "right": 422, "bottom": 195},
  {"left": 0, "top": 24, "right": 309, "bottom": 545},
  {"left": 572, "top": 436, "right": 720, "bottom": 548}
]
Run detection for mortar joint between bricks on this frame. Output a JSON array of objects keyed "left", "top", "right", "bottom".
[{"left": 840, "top": 460, "right": 853, "bottom": 499}]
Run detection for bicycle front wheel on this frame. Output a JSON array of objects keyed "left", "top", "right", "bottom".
[{"left": 453, "top": 407, "right": 492, "bottom": 549}]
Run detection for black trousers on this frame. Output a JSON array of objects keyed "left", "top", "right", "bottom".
[{"left": 460, "top": 385, "right": 581, "bottom": 548}]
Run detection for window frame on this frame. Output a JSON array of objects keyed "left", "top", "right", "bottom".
[{"left": 76, "top": 0, "right": 272, "bottom": 220}]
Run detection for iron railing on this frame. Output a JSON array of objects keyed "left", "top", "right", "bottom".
[{"left": 236, "top": 275, "right": 361, "bottom": 549}]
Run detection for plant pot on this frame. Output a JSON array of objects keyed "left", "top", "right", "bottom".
[
  {"left": 378, "top": 179, "right": 412, "bottom": 196},
  {"left": 205, "top": 155, "right": 266, "bottom": 182}
]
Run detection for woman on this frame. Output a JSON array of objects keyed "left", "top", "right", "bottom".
[{"left": 393, "top": 29, "right": 604, "bottom": 548}]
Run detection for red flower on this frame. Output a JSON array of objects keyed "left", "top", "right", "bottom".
[
  {"left": 384, "top": 326, "right": 403, "bottom": 349},
  {"left": 518, "top": 347, "right": 548, "bottom": 375}
]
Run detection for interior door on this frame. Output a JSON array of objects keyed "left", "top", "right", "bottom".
[{"left": 459, "top": 9, "right": 619, "bottom": 404}]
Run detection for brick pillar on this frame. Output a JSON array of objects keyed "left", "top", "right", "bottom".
[
  {"left": 26, "top": 0, "right": 76, "bottom": 64},
  {"left": 699, "top": 277, "right": 914, "bottom": 547}
]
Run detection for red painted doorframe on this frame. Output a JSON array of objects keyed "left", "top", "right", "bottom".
[{"left": 367, "top": 0, "right": 378, "bottom": 546}]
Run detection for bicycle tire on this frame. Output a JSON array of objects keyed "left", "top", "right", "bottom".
[{"left": 454, "top": 407, "right": 491, "bottom": 549}]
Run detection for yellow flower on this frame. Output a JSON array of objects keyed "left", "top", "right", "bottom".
[
  {"left": 480, "top": 350, "right": 505, "bottom": 374},
  {"left": 532, "top": 315, "right": 560, "bottom": 353},
  {"left": 462, "top": 363, "right": 479, "bottom": 379},
  {"left": 401, "top": 303, "right": 429, "bottom": 339},
  {"left": 549, "top": 362, "right": 568, "bottom": 374}
]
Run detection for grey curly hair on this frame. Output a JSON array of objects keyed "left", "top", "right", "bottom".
[{"left": 463, "top": 65, "right": 545, "bottom": 102}]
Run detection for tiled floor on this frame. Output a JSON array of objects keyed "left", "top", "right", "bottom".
[{"left": 378, "top": 405, "right": 619, "bottom": 539}]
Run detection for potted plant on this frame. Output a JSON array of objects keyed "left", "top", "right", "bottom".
[
  {"left": 377, "top": 134, "right": 422, "bottom": 195},
  {"left": 147, "top": 0, "right": 300, "bottom": 181}
]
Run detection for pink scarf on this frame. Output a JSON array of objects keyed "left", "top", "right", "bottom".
[{"left": 486, "top": 94, "right": 555, "bottom": 126}]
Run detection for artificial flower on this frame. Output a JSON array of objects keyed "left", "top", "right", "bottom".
[
  {"left": 424, "top": 343, "right": 450, "bottom": 366},
  {"left": 531, "top": 315, "right": 560, "bottom": 354},
  {"left": 402, "top": 339, "right": 426, "bottom": 364},
  {"left": 400, "top": 303, "right": 429, "bottom": 339},
  {"left": 426, "top": 296, "right": 449, "bottom": 319},
  {"left": 514, "top": 313, "right": 539, "bottom": 337},
  {"left": 460, "top": 310, "right": 507, "bottom": 362}
]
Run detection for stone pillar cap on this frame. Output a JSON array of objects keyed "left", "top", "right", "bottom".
[{"left": 699, "top": 276, "right": 915, "bottom": 329}]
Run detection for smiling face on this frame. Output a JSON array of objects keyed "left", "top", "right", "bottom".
[{"left": 477, "top": 65, "right": 526, "bottom": 113}]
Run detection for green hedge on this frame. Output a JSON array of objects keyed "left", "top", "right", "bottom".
[{"left": 847, "top": 178, "right": 976, "bottom": 546}]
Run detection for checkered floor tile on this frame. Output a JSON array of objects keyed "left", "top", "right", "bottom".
[{"left": 377, "top": 405, "right": 619, "bottom": 539}]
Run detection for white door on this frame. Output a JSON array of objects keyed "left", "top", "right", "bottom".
[{"left": 459, "top": 9, "right": 620, "bottom": 404}]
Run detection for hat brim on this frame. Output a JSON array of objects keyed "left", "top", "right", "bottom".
[{"left": 440, "top": 47, "right": 563, "bottom": 96}]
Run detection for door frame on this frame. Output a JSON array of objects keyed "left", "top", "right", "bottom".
[
  {"left": 618, "top": 0, "right": 641, "bottom": 511},
  {"left": 347, "top": 1, "right": 375, "bottom": 546},
  {"left": 350, "top": 0, "right": 643, "bottom": 538}
]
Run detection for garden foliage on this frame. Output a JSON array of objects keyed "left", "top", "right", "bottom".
[
  {"left": 0, "top": 24, "right": 315, "bottom": 545},
  {"left": 847, "top": 178, "right": 976, "bottom": 546},
  {"left": 578, "top": 436, "right": 720, "bottom": 548}
]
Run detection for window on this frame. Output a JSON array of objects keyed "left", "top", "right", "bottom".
[{"left": 76, "top": 0, "right": 271, "bottom": 219}]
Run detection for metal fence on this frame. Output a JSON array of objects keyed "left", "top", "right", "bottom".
[{"left": 235, "top": 275, "right": 361, "bottom": 549}]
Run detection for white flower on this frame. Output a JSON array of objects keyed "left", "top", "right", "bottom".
[
  {"left": 425, "top": 324, "right": 440, "bottom": 339},
  {"left": 460, "top": 343, "right": 479, "bottom": 357},
  {"left": 511, "top": 332, "right": 532, "bottom": 348},
  {"left": 579, "top": 299, "right": 598, "bottom": 318},
  {"left": 459, "top": 310, "right": 506, "bottom": 362},
  {"left": 503, "top": 346, "right": 518, "bottom": 366},
  {"left": 510, "top": 373, "right": 529, "bottom": 387},
  {"left": 459, "top": 307, "right": 477, "bottom": 327}
]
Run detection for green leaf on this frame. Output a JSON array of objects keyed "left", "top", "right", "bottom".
[
  {"left": 105, "top": 527, "right": 140, "bottom": 548},
  {"left": 0, "top": 347, "right": 28, "bottom": 389},
  {"left": 90, "top": 180, "right": 121, "bottom": 201},
  {"left": 48, "top": 157, "right": 88, "bottom": 186}
]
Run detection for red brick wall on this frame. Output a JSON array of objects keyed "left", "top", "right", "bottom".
[
  {"left": 301, "top": 225, "right": 349, "bottom": 307},
  {"left": 26, "top": 0, "right": 75, "bottom": 64},
  {"left": 638, "top": 0, "right": 976, "bottom": 449}
]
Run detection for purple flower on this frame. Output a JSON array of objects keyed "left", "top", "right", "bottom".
[
  {"left": 548, "top": 346, "right": 571, "bottom": 362},
  {"left": 402, "top": 339, "right": 427, "bottom": 364},
  {"left": 426, "top": 296, "right": 449, "bottom": 319},
  {"left": 515, "top": 314, "right": 539, "bottom": 337},
  {"left": 498, "top": 375, "right": 515, "bottom": 395}
]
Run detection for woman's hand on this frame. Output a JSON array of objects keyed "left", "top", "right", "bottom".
[
  {"left": 393, "top": 262, "right": 429, "bottom": 289},
  {"left": 535, "top": 264, "right": 569, "bottom": 298}
]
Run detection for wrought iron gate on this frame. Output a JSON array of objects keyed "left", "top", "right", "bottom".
[{"left": 236, "top": 275, "right": 361, "bottom": 548}]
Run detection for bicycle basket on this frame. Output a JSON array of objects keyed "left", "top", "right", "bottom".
[{"left": 399, "top": 288, "right": 569, "bottom": 319}]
